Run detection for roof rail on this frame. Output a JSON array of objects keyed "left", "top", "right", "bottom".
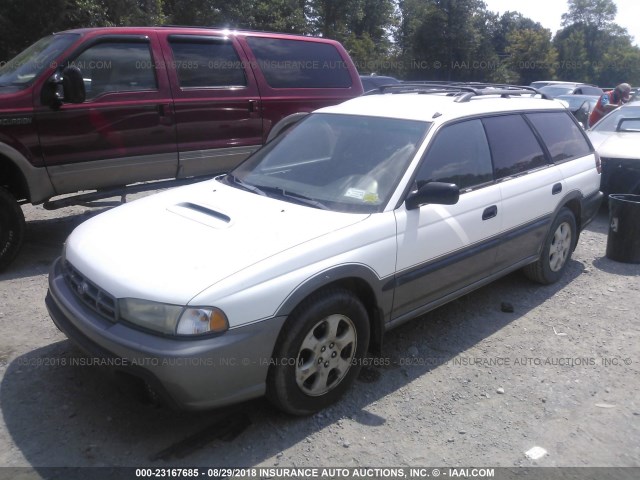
[{"left": 364, "top": 82, "right": 550, "bottom": 101}]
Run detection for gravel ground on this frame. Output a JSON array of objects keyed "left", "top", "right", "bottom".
[{"left": 0, "top": 198, "right": 639, "bottom": 477}]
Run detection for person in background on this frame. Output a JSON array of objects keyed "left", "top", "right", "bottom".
[{"left": 588, "top": 83, "right": 632, "bottom": 127}]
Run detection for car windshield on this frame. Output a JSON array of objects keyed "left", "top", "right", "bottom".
[
  {"left": 0, "top": 33, "right": 79, "bottom": 89},
  {"left": 591, "top": 105, "right": 640, "bottom": 132},
  {"left": 225, "top": 113, "right": 429, "bottom": 213}
]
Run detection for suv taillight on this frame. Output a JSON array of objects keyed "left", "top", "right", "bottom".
[{"left": 594, "top": 151, "right": 602, "bottom": 174}]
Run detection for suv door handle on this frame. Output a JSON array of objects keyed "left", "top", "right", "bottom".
[
  {"left": 248, "top": 99, "right": 259, "bottom": 113},
  {"left": 482, "top": 205, "right": 498, "bottom": 220},
  {"left": 552, "top": 183, "right": 563, "bottom": 195},
  {"left": 157, "top": 103, "right": 173, "bottom": 126}
]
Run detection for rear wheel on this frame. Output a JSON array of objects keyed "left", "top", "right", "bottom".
[
  {"left": 523, "top": 207, "right": 576, "bottom": 284},
  {"left": 0, "top": 187, "right": 25, "bottom": 271},
  {"left": 267, "top": 288, "right": 370, "bottom": 415}
]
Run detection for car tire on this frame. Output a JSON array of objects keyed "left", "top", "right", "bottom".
[
  {"left": 0, "top": 187, "right": 25, "bottom": 271},
  {"left": 266, "top": 288, "right": 370, "bottom": 415},
  {"left": 523, "top": 207, "right": 576, "bottom": 285}
]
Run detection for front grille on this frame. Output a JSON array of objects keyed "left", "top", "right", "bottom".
[{"left": 63, "top": 261, "right": 118, "bottom": 322}]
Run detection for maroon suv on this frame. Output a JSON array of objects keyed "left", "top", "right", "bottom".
[{"left": 0, "top": 26, "right": 363, "bottom": 269}]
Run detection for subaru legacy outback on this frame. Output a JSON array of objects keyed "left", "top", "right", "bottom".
[{"left": 47, "top": 84, "right": 603, "bottom": 415}]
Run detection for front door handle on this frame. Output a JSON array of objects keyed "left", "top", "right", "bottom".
[
  {"left": 482, "top": 205, "right": 498, "bottom": 220},
  {"left": 157, "top": 103, "right": 173, "bottom": 126}
]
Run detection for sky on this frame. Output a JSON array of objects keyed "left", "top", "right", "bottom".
[{"left": 482, "top": 0, "right": 640, "bottom": 46}]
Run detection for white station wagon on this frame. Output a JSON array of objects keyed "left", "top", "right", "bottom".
[{"left": 47, "top": 85, "right": 603, "bottom": 415}]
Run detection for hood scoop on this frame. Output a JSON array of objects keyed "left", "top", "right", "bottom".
[{"left": 167, "top": 202, "right": 232, "bottom": 228}]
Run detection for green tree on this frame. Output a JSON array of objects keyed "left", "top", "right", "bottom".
[
  {"left": 555, "top": 0, "right": 640, "bottom": 85},
  {"left": 503, "top": 28, "right": 558, "bottom": 85},
  {"left": 491, "top": 11, "right": 543, "bottom": 57},
  {"left": 0, "top": 0, "right": 101, "bottom": 60},
  {"left": 163, "top": 0, "right": 308, "bottom": 32},
  {"left": 560, "top": 0, "right": 616, "bottom": 28},
  {"left": 101, "top": 0, "right": 166, "bottom": 26},
  {"left": 553, "top": 28, "right": 590, "bottom": 81},
  {"left": 397, "top": 0, "right": 499, "bottom": 81}
]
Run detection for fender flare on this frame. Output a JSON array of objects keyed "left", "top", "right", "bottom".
[
  {"left": 274, "top": 263, "right": 392, "bottom": 353},
  {"left": 0, "top": 142, "right": 55, "bottom": 204}
]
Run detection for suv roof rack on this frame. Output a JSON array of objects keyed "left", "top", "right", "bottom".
[{"left": 364, "top": 82, "right": 550, "bottom": 102}]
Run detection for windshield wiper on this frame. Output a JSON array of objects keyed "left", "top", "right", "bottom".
[
  {"left": 255, "top": 185, "right": 330, "bottom": 210},
  {"left": 226, "top": 175, "right": 329, "bottom": 210},
  {"left": 227, "top": 174, "right": 266, "bottom": 196}
]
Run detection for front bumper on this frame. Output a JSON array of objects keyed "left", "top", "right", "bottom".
[{"left": 46, "top": 257, "right": 286, "bottom": 410}]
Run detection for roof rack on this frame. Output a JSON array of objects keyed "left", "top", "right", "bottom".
[{"left": 364, "top": 82, "right": 550, "bottom": 102}]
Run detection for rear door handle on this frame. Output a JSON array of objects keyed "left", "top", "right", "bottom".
[
  {"left": 552, "top": 183, "right": 563, "bottom": 195},
  {"left": 482, "top": 205, "right": 498, "bottom": 220}
]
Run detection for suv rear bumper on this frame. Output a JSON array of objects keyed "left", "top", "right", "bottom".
[
  {"left": 46, "top": 257, "right": 286, "bottom": 410},
  {"left": 580, "top": 190, "right": 604, "bottom": 230}
]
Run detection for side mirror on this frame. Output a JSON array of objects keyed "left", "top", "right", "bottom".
[
  {"left": 44, "top": 66, "right": 85, "bottom": 107},
  {"left": 61, "top": 66, "right": 86, "bottom": 104},
  {"left": 405, "top": 181, "right": 460, "bottom": 210}
]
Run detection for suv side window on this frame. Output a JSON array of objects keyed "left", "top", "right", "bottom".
[
  {"left": 416, "top": 119, "right": 493, "bottom": 190},
  {"left": 168, "top": 38, "right": 247, "bottom": 88},
  {"left": 246, "top": 37, "right": 353, "bottom": 89},
  {"left": 72, "top": 42, "right": 157, "bottom": 99},
  {"left": 526, "top": 112, "right": 591, "bottom": 163},
  {"left": 482, "top": 114, "right": 547, "bottom": 179}
]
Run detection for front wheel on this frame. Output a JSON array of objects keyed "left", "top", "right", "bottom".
[
  {"left": 267, "top": 288, "right": 370, "bottom": 415},
  {"left": 523, "top": 207, "right": 576, "bottom": 285},
  {"left": 0, "top": 187, "right": 25, "bottom": 271}
]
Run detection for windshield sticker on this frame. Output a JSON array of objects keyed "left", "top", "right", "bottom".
[
  {"left": 345, "top": 188, "right": 365, "bottom": 199},
  {"left": 363, "top": 192, "right": 379, "bottom": 203}
]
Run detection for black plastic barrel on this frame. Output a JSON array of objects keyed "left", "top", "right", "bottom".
[{"left": 606, "top": 194, "right": 640, "bottom": 263}]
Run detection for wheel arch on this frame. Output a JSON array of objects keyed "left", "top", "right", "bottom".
[
  {"left": 552, "top": 191, "right": 583, "bottom": 249},
  {"left": 274, "top": 264, "right": 390, "bottom": 354},
  {"left": 0, "top": 142, "right": 55, "bottom": 204}
]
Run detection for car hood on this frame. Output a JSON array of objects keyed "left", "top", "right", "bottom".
[
  {"left": 588, "top": 131, "right": 640, "bottom": 158},
  {"left": 65, "top": 179, "right": 369, "bottom": 304}
]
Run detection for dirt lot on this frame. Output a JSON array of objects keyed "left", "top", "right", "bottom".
[{"left": 0, "top": 198, "right": 639, "bottom": 476}]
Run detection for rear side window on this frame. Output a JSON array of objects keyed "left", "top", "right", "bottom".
[
  {"left": 169, "top": 38, "right": 246, "bottom": 88},
  {"left": 416, "top": 119, "right": 493, "bottom": 190},
  {"left": 246, "top": 37, "right": 352, "bottom": 89},
  {"left": 482, "top": 115, "right": 547, "bottom": 179},
  {"left": 526, "top": 112, "right": 591, "bottom": 163},
  {"left": 575, "top": 86, "right": 602, "bottom": 96},
  {"left": 71, "top": 41, "right": 157, "bottom": 99}
]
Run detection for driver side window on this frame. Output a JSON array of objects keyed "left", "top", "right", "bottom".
[
  {"left": 71, "top": 41, "right": 157, "bottom": 100},
  {"left": 416, "top": 119, "right": 493, "bottom": 191}
]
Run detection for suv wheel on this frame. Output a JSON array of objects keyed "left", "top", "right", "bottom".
[
  {"left": 523, "top": 207, "right": 576, "bottom": 285},
  {"left": 0, "top": 187, "right": 25, "bottom": 271},
  {"left": 267, "top": 288, "right": 370, "bottom": 415}
]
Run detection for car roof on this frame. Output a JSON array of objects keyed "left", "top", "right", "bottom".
[
  {"left": 58, "top": 26, "right": 342, "bottom": 44},
  {"left": 542, "top": 81, "right": 596, "bottom": 87},
  {"left": 318, "top": 86, "right": 563, "bottom": 123}
]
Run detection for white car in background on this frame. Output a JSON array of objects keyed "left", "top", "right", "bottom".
[
  {"left": 587, "top": 102, "right": 640, "bottom": 198},
  {"left": 47, "top": 84, "right": 602, "bottom": 415}
]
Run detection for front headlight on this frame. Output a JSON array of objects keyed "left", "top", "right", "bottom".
[{"left": 119, "top": 299, "right": 228, "bottom": 336}]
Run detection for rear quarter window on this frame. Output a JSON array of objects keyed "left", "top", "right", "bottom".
[
  {"left": 526, "top": 112, "right": 592, "bottom": 163},
  {"left": 246, "top": 37, "right": 353, "bottom": 89}
]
